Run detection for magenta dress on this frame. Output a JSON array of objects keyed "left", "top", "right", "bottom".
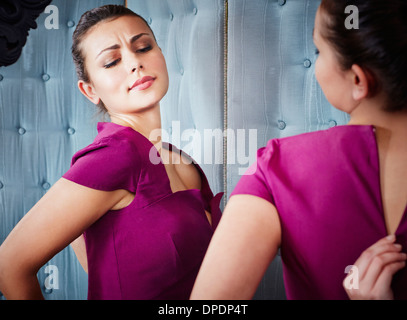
[
  {"left": 231, "top": 125, "right": 407, "bottom": 300},
  {"left": 63, "top": 122, "right": 223, "bottom": 300}
]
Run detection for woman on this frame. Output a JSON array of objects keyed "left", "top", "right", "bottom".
[
  {"left": 0, "top": 5, "right": 222, "bottom": 300},
  {"left": 191, "top": 0, "right": 407, "bottom": 300}
]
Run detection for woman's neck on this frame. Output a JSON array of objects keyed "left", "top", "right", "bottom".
[
  {"left": 109, "top": 104, "right": 163, "bottom": 147},
  {"left": 348, "top": 95, "right": 407, "bottom": 135}
]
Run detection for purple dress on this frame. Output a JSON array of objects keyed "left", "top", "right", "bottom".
[
  {"left": 231, "top": 125, "right": 407, "bottom": 300},
  {"left": 63, "top": 122, "right": 223, "bottom": 300}
]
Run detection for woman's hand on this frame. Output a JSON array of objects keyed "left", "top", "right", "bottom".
[
  {"left": 343, "top": 234, "right": 407, "bottom": 300},
  {"left": 0, "top": 178, "right": 129, "bottom": 299}
]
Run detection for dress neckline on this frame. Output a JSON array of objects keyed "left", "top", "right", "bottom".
[
  {"left": 367, "top": 125, "right": 407, "bottom": 236},
  {"left": 327, "top": 124, "right": 407, "bottom": 236},
  {"left": 97, "top": 121, "right": 215, "bottom": 201}
]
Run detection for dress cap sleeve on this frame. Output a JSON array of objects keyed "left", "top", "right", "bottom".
[
  {"left": 230, "top": 139, "right": 276, "bottom": 205},
  {"left": 63, "top": 136, "right": 140, "bottom": 193}
]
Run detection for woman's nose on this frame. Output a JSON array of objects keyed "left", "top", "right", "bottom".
[
  {"left": 131, "top": 64, "right": 143, "bottom": 73},
  {"left": 123, "top": 50, "right": 143, "bottom": 74}
]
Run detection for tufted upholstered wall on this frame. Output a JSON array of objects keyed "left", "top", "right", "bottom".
[
  {"left": 226, "top": 0, "right": 349, "bottom": 299},
  {"left": 0, "top": 0, "right": 348, "bottom": 300},
  {"left": 0, "top": 0, "right": 125, "bottom": 300},
  {"left": 126, "top": 0, "right": 225, "bottom": 199}
]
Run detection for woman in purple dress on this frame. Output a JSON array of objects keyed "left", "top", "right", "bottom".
[
  {"left": 0, "top": 5, "right": 222, "bottom": 300},
  {"left": 191, "top": 0, "right": 407, "bottom": 300}
]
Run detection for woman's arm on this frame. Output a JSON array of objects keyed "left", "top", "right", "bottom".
[
  {"left": 0, "top": 178, "right": 128, "bottom": 299},
  {"left": 190, "top": 194, "right": 282, "bottom": 299}
]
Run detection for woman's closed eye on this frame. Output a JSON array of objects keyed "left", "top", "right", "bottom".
[
  {"left": 136, "top": 45, "right": 152, "bottom": 53},
  {"left": 104, "top": 58, "right": 121, "bottom": 69},
  {"left": 103, "top": 46, "right": 152, "bottom": 69}
]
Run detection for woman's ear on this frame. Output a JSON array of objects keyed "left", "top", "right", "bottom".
[
  {"left": 350, "top": 64, "right": 370, "bottom": 101},
  {"left": 78, "top": 80, "right": 101, "bottom": 105}
]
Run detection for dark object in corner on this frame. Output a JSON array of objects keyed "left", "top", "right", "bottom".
[{"left": 0, "top": 0, "right": 52, "bottom": 67}]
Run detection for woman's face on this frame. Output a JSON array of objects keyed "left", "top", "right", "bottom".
[
  {"left": 313, "top": 7, "right": 355, "bottom": 114},
  {"left": 79, "top": 15, "right": 169, "bottom": 115}
]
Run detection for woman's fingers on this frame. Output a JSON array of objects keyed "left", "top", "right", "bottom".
[
  {"left": 347, "top": 259, "right": 406, "bottom": 300},
  {"left": 372, "top": 260, "right": 407, "bottom": 299},
  {"left": 344, "top": 235, "right": 407, "bottom": 300},
  {"left": 362, "top": 250, "right": 406, "bottom": 285},
  {"left": 353, "top": 235, "right": 401, "bottom": 279}
]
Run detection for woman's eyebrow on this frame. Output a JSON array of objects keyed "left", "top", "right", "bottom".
[
  {"left": 96, "top": 33, "right": 150, "bottom": 58},
  {"left": 130, "top": 32, "right": 150, "bottom": 44},
  {"left": 96, "top": 44, "right": 120, "bottom": 58}
]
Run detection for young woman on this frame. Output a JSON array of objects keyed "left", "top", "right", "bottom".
[
  {"left": 0, "top": 5, "right": 222, "bottom": 300},
  {"left": 191, "top": 0, "right": 407, "bottom": 300}
]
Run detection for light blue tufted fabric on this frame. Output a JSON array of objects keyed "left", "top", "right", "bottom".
[
  {"left": 0, "top": 0, "right": 125, "bottom": 300},
  {"left": 0, "top": 0, "right": 348, "bottom": 300},
  {"left": 226, "top": 0, "right": 348, "bottom": 299},
  {"left": 227, "top": 0, "right": 349, "bottom": 197},
  {"left": 227, "top": 0, "right": 348, "bottom": 300},
  {"left": 126, "top": 0, "right": 226, "bottom": 197}
]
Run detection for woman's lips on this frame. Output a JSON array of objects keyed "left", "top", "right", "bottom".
[{"left": 130, "top": 76, "right": 155, "bottom": 91}]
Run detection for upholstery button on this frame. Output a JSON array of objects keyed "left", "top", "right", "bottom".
[
  {"left": 0, "top": 74, "right": 3, "bottom": 81},
  {"left": 278, "top": 120, "right": 286, "bottom": 130},
  {"left": 67, "top": 127, "right": 75, "bottom": 135},
  {"left": 148, "top": 17, "right": 152, "bottom": 25},
  {"left": 0, "top": 181, "right": 3, "bottom": 190},
  {"left": 170, "top": 13, "right": 174, "bottom": 21},
  {"left": 303, "top": 59, "right": 312, "bottom": 68},
  {"left": 329, "top": 120, "right": 337, "bottom": 127},
  {"left": 180, "top": 68, "right": 184, "bottom": 75},
  {"left": 67, "top": 20, "right": 75, "bottom": 28},
  {"left": 278, "top": 0, "right": 286, "bottom": 6},
  {"left": 42, "top": 182, "right": 51, "bottom": 190},
  {"left": 193, "top": 8, "right": 198, "bottom": 15},
  {"left": 18, "top": 127, "right": 26, "bottom": 135},
  {"left": 42, "top": 73, "right": 50, "bottom": 81}
]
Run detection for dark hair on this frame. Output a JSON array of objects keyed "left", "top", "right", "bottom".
[
  {"left": 319, "top": 0, "right": 407, "bottom": 111},
  {"left": 72, "top": 5, "right": 155, "bottom": 113}
]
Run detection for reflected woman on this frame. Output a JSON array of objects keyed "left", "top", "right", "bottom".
[
  {"left": 0, "top": 5, "right": 222, "bottom": 300},
  {"left": 191, "top": 0, "right": 407, "bottom": 300}
]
